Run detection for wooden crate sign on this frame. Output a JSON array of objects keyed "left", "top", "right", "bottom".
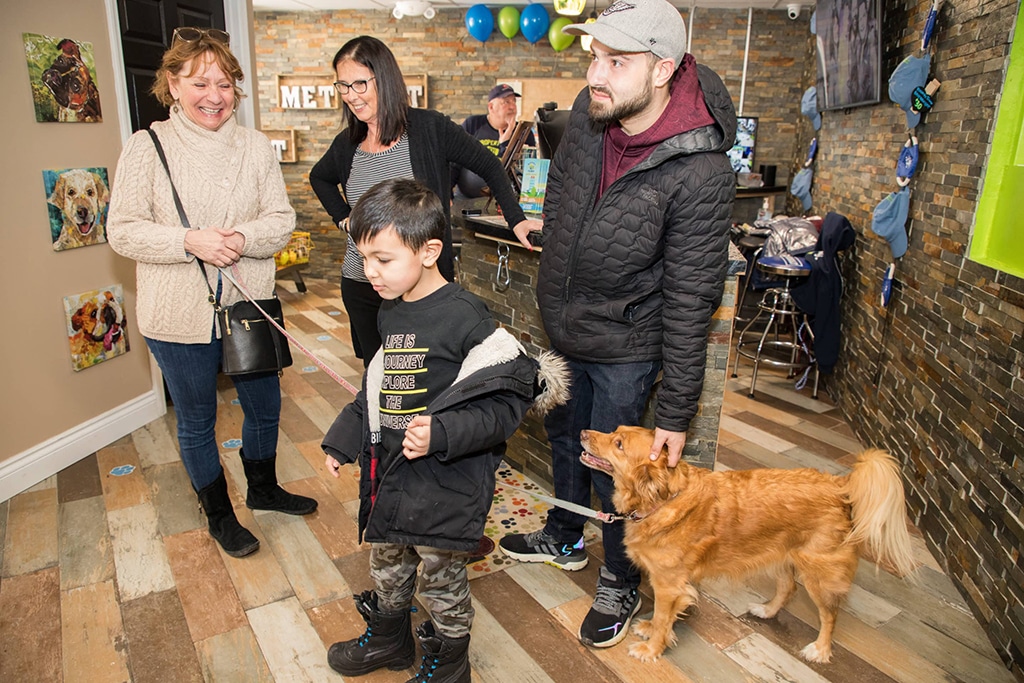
[
  {"left": 263, "top": 129, "right": 298, "bottom": 163},
  {"left": 405, "top": 74, "right": 428, "bottom": 108},
  {"left": 277, "top": 74, "right": 339, "bottom": 109}
]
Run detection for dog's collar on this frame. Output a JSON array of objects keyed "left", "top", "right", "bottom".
[{"left": 606, "top": 493, "right": 681, "bottom": 523}]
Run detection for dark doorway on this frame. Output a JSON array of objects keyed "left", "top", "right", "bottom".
[{"left": 116, "top": 0, "right": 226, "bottom": 132}]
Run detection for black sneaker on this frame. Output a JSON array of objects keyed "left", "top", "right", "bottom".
[
  {"left": 578, "top": 567, "right": 641, "bottom": 648},
  {"left": 498, "top": 529, "right": 588, "bottom": 571}
]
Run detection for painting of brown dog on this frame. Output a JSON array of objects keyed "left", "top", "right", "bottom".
[
  {"left": 580, "top": 425, "right": 917, "bottom": 664},
  {"left": 63, "top": 286, "right": 130, "bottom": 371},
  {"left": 45, "top": 167, "right": 110, "bottom": 250},
  {"left": 24, "top": 33, "right": 103, "bottom": 123}
]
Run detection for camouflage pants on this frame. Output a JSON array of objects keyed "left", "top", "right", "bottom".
[{"left": 370, "top": 543, "right": 474, "bottom": 639}]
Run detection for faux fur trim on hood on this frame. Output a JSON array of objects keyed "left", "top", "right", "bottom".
[
  {"left": 365, "top": 327, "right": 571, "bottom": 433},
  {"left": 454, "top": 326, "right": 524, "bottom": 384},
  {"left": 455, "top": 328, "right": 570, "bottom": 416},
  {"left": 530, "top": 349, "right": 570, "bottom": 417}
]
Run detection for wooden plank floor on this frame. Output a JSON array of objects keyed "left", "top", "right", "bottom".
[{"left": 0, "top": 277, "right": 1013, "bottom": 683}]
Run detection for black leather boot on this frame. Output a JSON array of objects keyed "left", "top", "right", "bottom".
[
  {"left": 240, "top": 453, "right": 318, "bottom": 515},
  {"left": 327, "top": 591, "right": 415, "bottom": 676},
  {"left": 196, "top": 472, "right": 260, "bottom": 558},
  {"left": 407, "top": 621, "right": 471, "bottom": 683}
]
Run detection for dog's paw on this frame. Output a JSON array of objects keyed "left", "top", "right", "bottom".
[
  {"left": 800, "top": 642, "right": 832, "bottom": 663},
  {"left": 747, "top": 602, "right": 773, "bottom": 619},
  {"left": 631, "top": 618, "right": 653, "bottom": 639},
  {"left": 628, "top": 641, "right": 663, "bottom": 662}
]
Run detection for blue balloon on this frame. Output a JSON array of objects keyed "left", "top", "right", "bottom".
[
  {"left": 520, "top": 4, "right": 550, "bottom": 44},
  {"left": 465, "top": 4, "right": 494, "bottom": 43}
]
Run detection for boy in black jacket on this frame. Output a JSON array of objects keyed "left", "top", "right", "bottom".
[{"left": 321, "top": 179, "right": 566, "bottom": 682}]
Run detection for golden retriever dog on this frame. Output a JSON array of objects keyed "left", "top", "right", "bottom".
[
  {"left": 49, "top": 168, "right": 110, "bottom": 250},
  {"left": 69, "top": 291, "right": 129, "bottom": 367},
  {"left": 579, "top": 426, "right": 917, "bottom": 664},
  {"left": 41, "top": 38, "right": 102, "bottom": 122}
]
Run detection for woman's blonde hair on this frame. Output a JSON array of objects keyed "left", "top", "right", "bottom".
[{"left": 151, "top": 36, "right": 245, "bottom": 106}]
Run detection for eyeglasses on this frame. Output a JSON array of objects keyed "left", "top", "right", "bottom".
[
  {"left": 172, "top": 27, "right": 230, "bottom": 46},
  {"left": 333, "top": 77, "right": 375, "bottom": 95}
]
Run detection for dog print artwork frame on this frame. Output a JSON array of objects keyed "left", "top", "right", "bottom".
[
  {"left": 63, "top": 285, "right": 130, "bottom": 371},
  {"left": 44, "top": 167, "right": 110, "bottom": 250},
  {"left": 24, "top": 33, "right": 103, "bottom": 123}
]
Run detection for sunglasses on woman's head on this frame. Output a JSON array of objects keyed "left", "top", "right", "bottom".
[{"left": 172, "top": 27, "right": 230, "bottom": 46}]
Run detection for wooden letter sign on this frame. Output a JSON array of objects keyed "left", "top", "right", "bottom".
[
  {"left": 263, "top": 129, "right": 298, "bottom": 163},
  {"left": 277, "top": 74, "right": 339, "bottom": 109}
]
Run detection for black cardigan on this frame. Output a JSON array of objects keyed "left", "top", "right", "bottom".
[{"left": 310, "top": 107, "right": 528, "bottom": 281}]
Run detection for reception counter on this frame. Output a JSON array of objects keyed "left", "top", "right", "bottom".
[{"left": 454, "top": 212, "right": 743, "bottom": 487}]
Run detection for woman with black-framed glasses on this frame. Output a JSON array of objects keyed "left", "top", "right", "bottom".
[
  {"left": 310, "top": 35, "right": 541, "bottom": 367},
  {"left": 107, "top": 27, "right": 317, "bottom": 560}
]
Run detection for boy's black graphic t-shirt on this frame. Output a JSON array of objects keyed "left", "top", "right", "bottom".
[{"left": 376, "top": 283, "right": 495, "bottom": 456}]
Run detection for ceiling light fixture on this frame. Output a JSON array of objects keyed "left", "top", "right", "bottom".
[
  {"left": 553, "top": 0, "right": 588, "bottom": 17},
  {"left": 393, "top": 0, "right": 436, "bottom": 19}
]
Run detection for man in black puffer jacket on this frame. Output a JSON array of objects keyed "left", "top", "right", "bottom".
[{"left": 500, "top": 0, "right": 736, "bottom": 651}]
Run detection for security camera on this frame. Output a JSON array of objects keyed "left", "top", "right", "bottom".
[{"left": 787, "top": 3, "right": 801, "bottom": 20}]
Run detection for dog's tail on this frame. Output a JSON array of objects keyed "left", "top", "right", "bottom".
[{"left": 844, "top": 449, "right": 918, "bottom": 578}]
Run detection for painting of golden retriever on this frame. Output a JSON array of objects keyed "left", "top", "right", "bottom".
[
  {"left": 63, "top": 286, "right": 130, "bottom": 371},
  {"left": 44, "top": 167, "right": 110, "bottom": 250},
  {"left": 579, "top": 425, "right": 917, "bottom": 664},
  {"left": 24, "top": 33, "right": 103, "bottom": 123}
]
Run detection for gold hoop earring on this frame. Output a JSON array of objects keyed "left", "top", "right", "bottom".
[{"left": 172, "top": 99, "right": 180, "bottom": 113}]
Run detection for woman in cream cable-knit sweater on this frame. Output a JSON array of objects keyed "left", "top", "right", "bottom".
[{"left": 107, "top": 27, "right": 316, "bottom": 558}]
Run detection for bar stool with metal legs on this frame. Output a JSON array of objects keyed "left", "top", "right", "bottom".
[
  {"left": 731, "top": 254, "right": 819, "bottom": 399},
  {"left": 733, "top": 234, "right": 767, "bottom": 323}
]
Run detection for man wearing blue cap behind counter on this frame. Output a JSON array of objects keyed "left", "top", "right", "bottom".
[
  {"left": 501, "top": 0, "right": 736, "bottom": 652},
  {"left": 453, "top": 84, "right": 535, "bottom": 198}
]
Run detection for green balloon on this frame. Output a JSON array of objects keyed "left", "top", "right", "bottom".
[
  {"left": 498, "top": 6, "right": 520, "bottom": 39},
  {"left": 548, "top": 17, "right": 575, "bottom": 52}
]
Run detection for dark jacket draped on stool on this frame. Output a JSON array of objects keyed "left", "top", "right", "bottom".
[{"left": 791, "top": 212, "right": 855, "bottom": 373}]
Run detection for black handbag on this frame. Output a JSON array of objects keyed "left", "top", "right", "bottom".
[
  {"left": 216, "top": 294, "right": 292, "bottom": 376},
  {"left": 148, "top": 129, "right": 292, "bottom": 376}
]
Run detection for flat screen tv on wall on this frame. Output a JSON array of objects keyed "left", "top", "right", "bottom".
[
  {"left": 728, "top": 116, "right": 758, "bottom": 175},
  {"left": 815, "top": 0, "right": 882, "bottom": 111}
]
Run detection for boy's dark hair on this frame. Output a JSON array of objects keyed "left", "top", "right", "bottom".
[
  {"left": 332, "top": 36, "right": 408, "bottom": 147},
  {"left": 349, "top": 179, "right": 446, "bottom": 251}
]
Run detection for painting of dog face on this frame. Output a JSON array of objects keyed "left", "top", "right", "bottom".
[
  {"left": 44, "top": 167, "right": 110, "bottom": 250},
  {"left": 24, "top": 33, "right": 103, "bottom": 123},
  {"left": 580, "top": 425, "right": 917, "bottom": 664},
  {"left": 63, "top": 286, "right": 130, "bottom": 371}
]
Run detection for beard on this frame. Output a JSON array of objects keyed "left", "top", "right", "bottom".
[{"left": 588, "top": 78, "right": 655, "bottom": 125}]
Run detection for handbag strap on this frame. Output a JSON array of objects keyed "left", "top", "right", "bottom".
[{"left": 147, "top": 128, "right": 219, "bottom": 309}]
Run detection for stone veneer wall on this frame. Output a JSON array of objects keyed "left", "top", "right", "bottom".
[
  {"left": 806, "top": 0, "right": 1024, "bottom": 675},
  {"left": 252, "top": 7, "right": 811, "bottom": 280}
]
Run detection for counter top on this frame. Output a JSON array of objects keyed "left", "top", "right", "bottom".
[
  {"left": 454, "top": 213, "right": 543, "bottom": 250},
  {"left": 735, "top": 185, "right": 787, "bottom": 198}
]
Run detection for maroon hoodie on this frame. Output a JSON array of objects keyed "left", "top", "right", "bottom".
[{"left": 599, "top": 54, "right": 716, "bottom": 199}]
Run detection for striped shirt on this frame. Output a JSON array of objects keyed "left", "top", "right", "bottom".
[{"left": 342, "top": 134, "right": 414, "bottom": 282}]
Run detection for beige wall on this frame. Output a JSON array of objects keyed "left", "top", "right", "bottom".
[{"left": 1, "top": 3, "right": 153, "bottom": 464}]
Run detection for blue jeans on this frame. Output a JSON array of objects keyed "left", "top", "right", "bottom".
[
  {"left": 145, "top": 336, "right": 281, "bottom": 491},
  {"left": 543, "top": 356, "right": 661, "bottom": 586}
]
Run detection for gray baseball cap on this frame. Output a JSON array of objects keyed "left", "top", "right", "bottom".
[{"left": 564, "top": 0, "right": 688, "bottom": 67}]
